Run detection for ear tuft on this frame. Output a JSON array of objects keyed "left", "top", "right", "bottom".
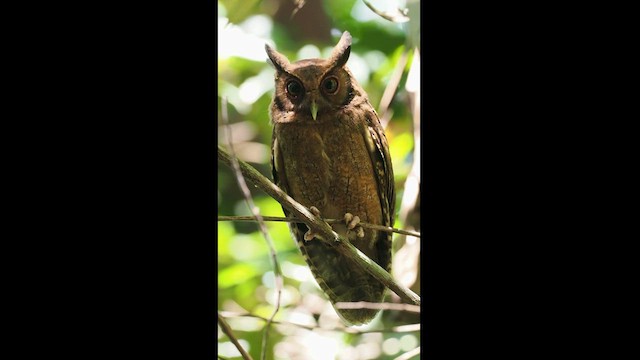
[
  {"left": 328, "top": 31, "right": 352, "bottom": 68},
  {"left": 265, "top": 44, "right": 290, "bottom": 73}
]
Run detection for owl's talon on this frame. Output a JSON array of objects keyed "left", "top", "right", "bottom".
[
  {"left": 304, "top": 206, "right": 322, "bottom": 241},
  {"left": 304, "top": 230, "right": 316, "bottom": 241},
  {"left": 344, "top": 212, "right": 353, "bottom": 225},
  {"left": 344, "top": 213, "right": 360, "bottom": 230},
  {"left": 309, "top": 206, "right": 321, "bottom": 217},
  {"left": 344, "top": 212, "right": 365, "bottom": 238}
]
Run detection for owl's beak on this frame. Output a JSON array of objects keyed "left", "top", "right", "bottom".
[{"left": 310, "top": 100, "right": 318, "bottom": 121}]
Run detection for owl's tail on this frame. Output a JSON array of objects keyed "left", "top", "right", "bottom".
[{"left": 295, "top": 229, "right": 386, "bottom": 325}]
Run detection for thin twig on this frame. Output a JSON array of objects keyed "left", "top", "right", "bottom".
[
  {"left": 217, "top": 215, "right": 421, "bottom": 238},
  {"left": 219, "top": 311, "right": 420, "bottom": 334},
  {"left": 379, "top": 47, "right": 410, "bottom": 129},
  {"left": 334, "top": 301, "right": 420, "bottom": 313},
  {"left": 391, "top": 47, "right": 422, "bottom": 296},
  {"left": 363, "top": 0, "right": 410, "bottom": 23},
  {"left": 220, "top": 98, "right": 282, "bottom": 360},
  {"left": 394, "top": 347, "right": 420, "bottom": 360},
  {"left": 393, "top": 323, "right": 421, "bottom": 333},
  {"left": 217, "top": 215, "right": 295, "bottom": 223},
  {"left": 218, "top": 312, "right": 253, "bottom": 360},
  {"left": 290, "top": 0, "right": 307, "bottom": 19},
  {"left": 218, "top": 146, "right": 421, "bottom": 306}
]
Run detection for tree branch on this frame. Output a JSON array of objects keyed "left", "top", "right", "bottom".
[
  {"left": 217, "top": 215, "right": 421, "bottom": 238},
  {"left": 218, "top": 312, "right": 253, "bottom": 360},
  {"left": 334, "top": 301, "right": 420, "bottom": 313},
  {"left": 219, "top": 311, "right": 420, "bottom": 334},
  {"left": 379, "top": 47, "right": 410, "bottom": 128},
  {"left": 218, "top": 145, "right": 421, "bottom": 306},
  {"left": 363, "top": 0, "right": 410, "bottom": 23},
  {"left": 394, "top": 346, "right": 420, "bottom": 360}
]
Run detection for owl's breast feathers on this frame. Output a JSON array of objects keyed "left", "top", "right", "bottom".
[
  {"left": 271, "top": 102, "right": 394, "bottom": 325},
  {"left": 273, "top": 107, "right": 385, "bottom": 242}
]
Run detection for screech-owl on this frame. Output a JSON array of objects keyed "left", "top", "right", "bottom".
[{"left": 266, "top": 31, "right": 395, "bottom": 325}]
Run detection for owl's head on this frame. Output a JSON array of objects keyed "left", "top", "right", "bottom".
[{"left": 266, "top": 31, "right": 363, "bottom": 124}]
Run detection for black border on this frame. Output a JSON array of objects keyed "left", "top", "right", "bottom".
[{"left": 12, "top": 0, "right": 606, "bottom": 357}]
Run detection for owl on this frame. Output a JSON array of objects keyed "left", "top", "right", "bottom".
[{"left": 266, "top": 31, "right": 395, "bottom": 325}]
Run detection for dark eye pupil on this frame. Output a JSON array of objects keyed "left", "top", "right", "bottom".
[
  {"left": 287, "top": 81, "right": 302, "bottom": 96},
  {"left": 324, "top": 78, "right": 338, "bottom": 93}
]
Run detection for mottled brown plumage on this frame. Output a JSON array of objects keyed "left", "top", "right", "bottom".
[{"left": 266, "top": 31, "right": 395, "bottom": 325}]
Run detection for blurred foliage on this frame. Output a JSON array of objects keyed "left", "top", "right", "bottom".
[
  {"left": 218, "top": 1, "right": 420, "bottom": 359},
  {"left": 219, "top": 0, "right": 262, "bottom": 24}
]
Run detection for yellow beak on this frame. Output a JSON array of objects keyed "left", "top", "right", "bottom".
[{"left": 310, "top": 101, "right": 318, "bottom": 121}]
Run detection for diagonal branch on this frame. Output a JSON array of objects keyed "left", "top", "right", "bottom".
[
  {"left": 379, "top": 47, "right": 410, "bottom": 128},
  {"left": 218, "top": 312, "right": 253, "bottom": 360},
  {"left": 394, "top": 346, "right": 420, "bottom": 360},
  {"left": 218, "top": 145, "right": 421, "bottom": 306},
  {"left": 363, "top": 0, "right": 410, "bottom": 23}
]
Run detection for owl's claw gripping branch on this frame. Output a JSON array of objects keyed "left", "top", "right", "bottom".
[
  {"left": 309, "top": 206, "right": 321, "bottom": 216},
  {"left": 303, "top": 206, "right": 322, "bottom": 241},
  {"left": 344, "top": 213, "right": 365, "bottom": 238}
]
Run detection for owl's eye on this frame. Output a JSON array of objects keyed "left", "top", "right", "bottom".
[
  {"left": 321, "top": 76, "right": 339, "bottom": 95},
  {"left": 286, "top": 80, "right": 304, "bottom": 98}
]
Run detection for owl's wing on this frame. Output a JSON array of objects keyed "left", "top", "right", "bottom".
[
  {"left": 271, "top": 127, "right": 318, "bottom": 259},
  {"left": 270, "top": 128, "right": 296, "bottom": 223},
  {"left": 362, "top": 105, "right": 395, "bottom": 271},
  {"left": 270, "top": 129, "right": 289, "bottom": 209}
]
